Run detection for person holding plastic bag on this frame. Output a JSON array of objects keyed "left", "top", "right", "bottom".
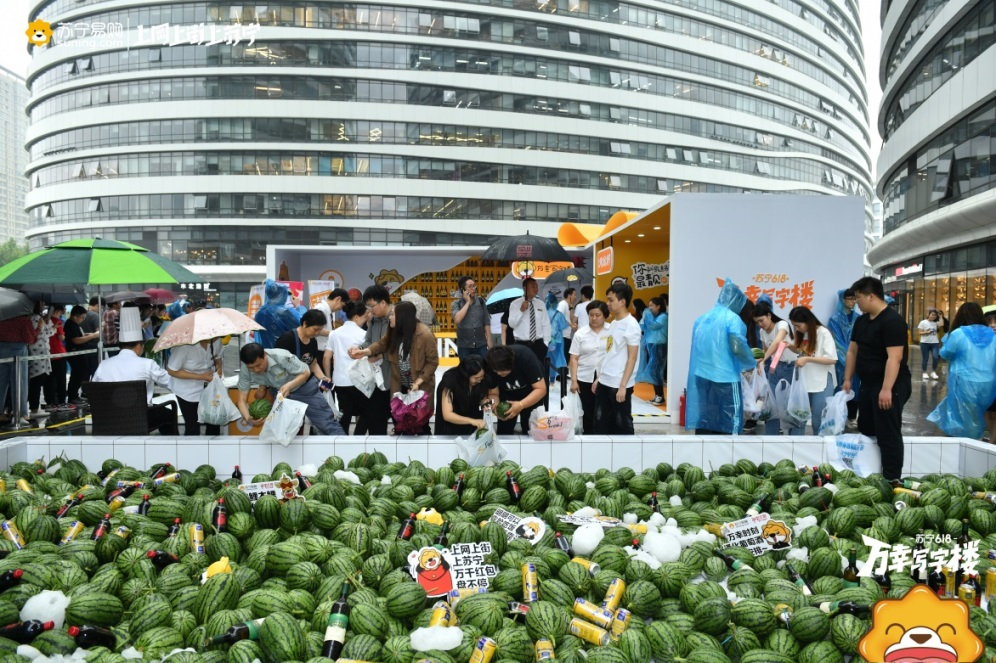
[
  {"left": 685, "top": 279, "right": 756, "bottom": 434},
  {"left": 167, "top": 336, "right": 224, "bottom": 435},
  {"left": 753, "top": 300, "right": 802, "bottom": 435},
  {"left": 787, "top": 306, "right": 837, "bottom": 434},
  {"left": 636, "top": 296, "right": 668, "bottom": 405},
  {"left": 253, "top": 279, "right": 301, "bottom": 349},
  {"left": 349, "top": 301, "right": 438, "bottom": 435},
  {"left": 569, "top": 300, "right": 610, "bottom": 434},
  {"left": 236, "top": 343, "right": 344, "bottom": 435},
  {"left": 435, "top": 355, "right": 491, "bottom": 436},
  {"left": 827, "top": 288, "right": 860, "bottom": 425},
  {"left": 927, "top": 302, "right": 996, "bottom": 439},
  {"left": 330, "top": 301, "right": 372, "bottom": 435}
]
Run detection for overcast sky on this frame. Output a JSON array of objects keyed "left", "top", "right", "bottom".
[{"left": 0, "top": 0, "right": 884, "bottom": 175}]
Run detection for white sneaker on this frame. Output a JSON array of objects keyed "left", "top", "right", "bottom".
[
  {"left": 922, "top": 372, "right": 929, "bottom": 379},
  {"left": 930, "top": 372, "right": 939, "bottom": 380}
]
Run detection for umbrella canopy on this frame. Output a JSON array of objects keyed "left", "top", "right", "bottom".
[
  {"left": 19, "top": 285, "right": 87, "bottom": 306},
  {"left": 0, "top": 288, "right": 34, "bottom": 321},
  {"left": 480, "top": 232, "right": 571, "bottom": 263},
  {"left": 144, "top": 288, "right": 176, "bottom": 305},
  {"left": 105, "top": 290, "right": 152, "bottom": 305},
  {"left": 485, "top": 287, "right": 523, "bottom": 314},
  {"left": 545, "top": 267, "right": 593, "bottom": 286},
  {"left": 153, "top": 307, "right": 264, "bottom": 352},
  {"left": 0, "top": 239, "right": 203, "bottom": 286},
  {"left": 400, "top": 291, "right": 436, "bottom": 326}
]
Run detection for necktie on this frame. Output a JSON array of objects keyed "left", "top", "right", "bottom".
[{"left": 528, "top": 302, "right": 536, "bottom": 341}]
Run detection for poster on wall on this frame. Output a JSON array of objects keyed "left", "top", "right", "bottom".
[
  {"left": 247, "top": 284, "right": 265, "bottom": 319},
  {"left": 666, "top": 194, "right": 865, "bottom": 415},
  {"left": 278, "top": 281, "right": 304, "bottom": 308},
  {"left": 307, "top": 280, "right": 337, "bottom": 308},
  {"left": 631, "top": 261, "right": 669, "bottom": 291}
]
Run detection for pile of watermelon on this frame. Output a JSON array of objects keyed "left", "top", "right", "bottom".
[{"left": 2, "top": 454, "right": 996, "bottom": 663}]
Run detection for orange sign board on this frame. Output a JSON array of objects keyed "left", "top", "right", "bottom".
[
  {"left": 510, "top": 261, "right": 573, "bottom": 280},
  {"left": 595, "top": 247, "right": 614, "bottom": 276}
]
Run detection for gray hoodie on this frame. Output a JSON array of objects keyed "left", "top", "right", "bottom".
[{"left": 362, "top": 310, "right": 392, "bottom": 386}]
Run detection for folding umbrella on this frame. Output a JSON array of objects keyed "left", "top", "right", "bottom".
[
  {"left": 144, "top": 288, "right": 177, "bottom": 305},
  {"left": 400, "top": 291, "right": 436, "bottom": 326},
  {"left": 0, "top": 288, "right": 34, "bottom": 321},
  {"left": 544, "top": 267, "right": 593, "bottom": 287},
  {"left": 485, "top": 288, "right": 523, "bottom": 315},
  {"left": 480, "top": 232, "right": 571, "bottom": 263},
  {"left": 105, "top": 290, "right": 152, "bottom": 304}
]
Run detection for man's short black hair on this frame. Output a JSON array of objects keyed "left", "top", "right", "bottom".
[
  {"left": 522, "top": 277, "right": 537, "bottom": 289},
  {"left": 363, "top": 285, "right": 391, "bottom": 305},
  {"left": 119, "top": 340, "right": 144, "bottom": 351},
  {"left": 70, "top": 305, "right": 87, "bottom": 317},
  {"left": 239, "top": 342, "right": 266, "bottom": 364},
  {"left": 327, "top": 288, "right": 349, "bottom": 303},
  {"left": 580, "top": 285, "right": 594, "bottom": 299},
  {"left": 606, "top": 282, "right": 633, "bottom": 307},
  {"left": 301, "top": 309, "right": 326, "bottom": 327},
  {"left": 457, "top": 275, "right": 476, "bottom": 292},
  {"left": 850, "top": 276, "right": 884, "bottom": 300},
  {"left": 486, "top": 345, "right": 516, "bottom": 373},
  {"left": 563, "top": 287, "right": 576, "bottom": 298},
  {"left": 88, "top": 296, "right": 103, "bottom": 306},
  {"left": 843, "top": 288, "right": 856, "bottom": 298}
]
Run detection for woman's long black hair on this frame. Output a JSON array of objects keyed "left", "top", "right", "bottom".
[
  {"left": 439, "top": 355, "right": 487, "bottom": 416},
  {"left": 386, "top": 301, "right": 418, "bottom": 359}
]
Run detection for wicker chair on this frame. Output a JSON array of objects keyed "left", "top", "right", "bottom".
[{"left": 83, "top": 380, "right": 178, "bottom": 435}]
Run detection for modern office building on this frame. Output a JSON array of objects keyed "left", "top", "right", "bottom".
[
  {"left": 873, "top": 0, "right": 996, "bottom": 324},
  {"left": 25, "top": 0, "right": 872, "bottom": 308},
  {"left": 0, "top": 66, "right": 30, "bottom": 244}
]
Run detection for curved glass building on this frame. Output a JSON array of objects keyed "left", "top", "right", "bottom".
[
  {"left": 25, "top": 0, "right": 873, "bottom": 304},
  {"left": 874, "top": 0, "right": 996, "bottom": 322}
]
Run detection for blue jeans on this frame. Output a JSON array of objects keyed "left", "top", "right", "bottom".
[
  {"left": 0, "top": 343, "right": 29, "bottom": 420},
  {"left": 920, "top": 343, "right": 939, "bottom": 372},
  {"left": 808, "top": 373, "right": 836, "bottom": 434},
  {"left": 457, "top": 346, "right": 488, "bottom": 362},
  {"left": 765, "top": 359, "right": 804, "bottom": 435}
]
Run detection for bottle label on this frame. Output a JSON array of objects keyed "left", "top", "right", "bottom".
[
  {"left": 246, "top": 621, "right": 261, "bottom": 640},
  {"left": 842, "top": 580, "right": 859, "bottom": 588},
  {"left": 323, "top": 621, "right": 347, "bottom": 644}
]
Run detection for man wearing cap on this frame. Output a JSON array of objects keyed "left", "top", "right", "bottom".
[{"left": 92, "top": 307, "right": 178, "bottom": 435}]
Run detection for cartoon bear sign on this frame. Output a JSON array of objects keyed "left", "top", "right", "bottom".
[{"left": 407, "top": 547, "right": 455, "bottom": 597}]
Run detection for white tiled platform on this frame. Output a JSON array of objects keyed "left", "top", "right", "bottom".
[{"left": 6, "top": 434, "right": 994, "bottom": 478}]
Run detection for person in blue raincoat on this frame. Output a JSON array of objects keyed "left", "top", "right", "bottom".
[
  {"left": 686, "top": 279, "right": 756, "bottom": 434},
  {"left": 636, "top": 296, "right": 668, "bottom": 405},
  {"left": 827, "top": 288, "right": 860, "bottom": 424},
  {"left": 545, "top": 291, "right": 569, "bottom": 381},
  {"left": 254, "top": 279, "right": 302, "bottom": 349},
  {"left": 927, "top": 302, "right": 996, "bottom": 439}
]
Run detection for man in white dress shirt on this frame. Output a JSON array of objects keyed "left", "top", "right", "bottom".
[
  {"left": 507, "top": 278, "right": 550, "bottom": 365},
  {"left": 315, "top": 288, "right": 349, "bottom": 378},
  {"left": 92, "top": 307, "right": 177, "bottom": 434}
]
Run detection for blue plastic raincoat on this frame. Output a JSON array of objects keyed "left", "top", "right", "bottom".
[
  {"left": 927, "top": 324, "right": 996, "bottom": 438},
  {"left": 827, "top": 289, "right": 860, "bottom": 395},
  {"left": 546, "top": 292, "right": 569, "bottom": 380},
  {"left": 636, "top": 309, "right": 668, "bottom": 385},
  {"left": 254, "top": 279, "right": 302, "bottom": 349},
  {"left": 685, "top": 279, "right": 756, "bottom": 433}
]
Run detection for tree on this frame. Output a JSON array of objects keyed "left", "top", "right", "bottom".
[{"left": 0, "top": 239, "right": 28, "bottom": 268}]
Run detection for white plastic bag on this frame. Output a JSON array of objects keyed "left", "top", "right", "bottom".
[
  {"left": 562, "top": 392, "right": 584, "bottom": 435},
  {"left": 785, "top": 368, "right": 812, "bottom": 428},
  {"left": 825, "top": 433, "right": 882, "bottom": 477},
  {"left": 752, "top": 372, "right": 775, "bottom": 422},
  {"left": 528, "top": 407, "right": 577, "bottom": 441},
  {"left": 197, "top": 374, "right": 240, "bottom": 426},
  {"left": 455, "top": 412, "right": 506, "bottom": 466},
  {"left": 347, "top": 359, "right": 378, "bottom": 398},
  {"left": 818, "top": 390, "right": 854, "bottom": 436},
  {"left": 258, "top": 394, "right": 309, "bottom": 447},
  {"left": 773, "top": 378, "right": 790, "bottom": 422},
  {"left": 741, "top": 373, "right": 761, "bottom": 419},
  {"left": 324, "top": 388, "right": 342, "bottom": 420}
]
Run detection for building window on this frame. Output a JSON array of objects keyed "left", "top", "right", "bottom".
[
  {"left": 88, "top": 198, "right": 102, "bottom": 212},
  {"left": 755, "top": 161, "right": 772, "bottom": 175},
  {"left": 753, "top": 74, "right": 770, "bottom": 88},
  {"left": 568, "top": 31, "right": 580, "bottom": 46}
]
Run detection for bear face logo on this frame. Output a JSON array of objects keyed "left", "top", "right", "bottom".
[
  {"left": 26, "top": 19, "right": 52, "bottom": 46},
  {"left": 514, "top": 520, "right": 541, "bottom": 541},
  {"left": 761, "top": 521, "right": 791, "bottom": 549}
]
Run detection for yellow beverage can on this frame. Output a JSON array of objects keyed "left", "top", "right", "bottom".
[
  {"left": 100, "top": 469, "right": 119, "bottom": 486},
  {"left": 188, "top": 523, "right": 205, "bottom": 555},
  {"left": 534, "top": 639, "right": 555, "bottom": 660},
  {"left": 1, "top": 520, "right": 26, "bottom": 548},
  {"left": 522, "top": 563, "right": 539, "bottom": 603},
  {"left": 610, "top": 608, "right": 632, "bottom": 638},
  {"left": 958, "top": 583, "right": 976, "bottom": 605},
  {"left": 468, "top": 636, "right": 497, "bottom": 663},
  {"left": 625, "top": 523, "right": 648, "bottom": 535},
  {"left": 428, "top": 601, "right": 453, "bottom": 627},
  {"left": 570, "top": 557, "right": 601, "bottom": 576},
  {"left": 600, "top": 578, "right": 626, "bottom": 612},
  {"left": 943, "top": 566, "right": 956, "bottom": 597},
  {"left": 15, "top": 479, "right": 33, "bottom": 494},
  {"left": 60, "top": 521, "right": 84, "bottom": 545},
  {"left": 108, "top": 495, "right": 126, "bottom": 512},
  {"left": 447, "top": 587, "right": 487, "bottom": 606},
  {"left": 987, "top": 568, "right": 996, "bottom": 601},
  {"left": 573, "top": 598, "right": 613, "bottom": 629},
  {"left": 154, "top": 473, "right": 181, "bottom": 486},
  {"left": 569, "top": 618, "right": 610, "bottom": 646},
  {"left": 113, "top": 525, "right": 131, "bottom": 540},
  {"left": 0, "top": 478, "right": 6, "bottom": 493}
]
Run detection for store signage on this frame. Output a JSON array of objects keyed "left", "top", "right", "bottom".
[
  {"left": 596, "top": 247, "right": 614, "bottom": 275},
  {"left": 510, "top": 261, "right": 573, "bottom": 280},
  {"left": 894, "top": 262, "right": 923, "bottom": 276}
]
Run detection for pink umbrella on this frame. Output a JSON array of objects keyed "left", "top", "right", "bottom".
[
  {"left": 144, "top": 288, "right": 176, "bottom": 304},
  {"left": 153, "top": 307, "right": 264, "bottom": 352}
]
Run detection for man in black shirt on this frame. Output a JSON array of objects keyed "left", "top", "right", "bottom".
[
  {"left": 64, "top": 305, "right": 100, "bottom": 404},
  {"left": 842, "top": 276, "right": 911, "bottom": 481},
  {"left": 486, "top": 345, "right": 547, "bottom": 435}
]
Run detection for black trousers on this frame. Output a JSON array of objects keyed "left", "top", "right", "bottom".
[
  {"left": 175, "top": 396, "right": 221, "bottom": 437},
  {"left": 594, "top": 384, "right": 634, "bottom": 435},
  {"left": 518, "top": 340, "right": 548, "bottom": 366},
  {"left": 67, "top": 355, "right": 92, "bottom": 401},
  {"left": 50, "top": 359, "right": 67, "bottom": 406},
  {"left": 857, "top": 375, "right": 912, "bottom": 481},
  {"left": 357, "top": 387, "right": 390, "bottom": 435},
  {"left": 148, "top": 403, "right": 179, "bottom": 436},
  {"left": 577, "top": 380, "right": 596, "bottom": 434},
  {"left": 335, "top": 385, "right": 369, "bottom": 435},
  {"left": 28, "top": 373, "right": 52, "bottom": 411}
]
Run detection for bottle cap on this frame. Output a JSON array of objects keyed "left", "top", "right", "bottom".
[
  {"left": 219, "top": 498, "right": 224, "bottom": 504},
  {"left": 67, "top": 626, "right": 80, "bottom": 637},
  {"left": 12, "top": 569, "right": 22, "bottom": 578},
  {"left": 42, "top": 622, "right": 54, "bottom": 630},
  {"left": 102, "top": 513, "right": 110, "bottom": 519},
  {"left": 143, "top": 494, "right": 149, "bottom": 500}
]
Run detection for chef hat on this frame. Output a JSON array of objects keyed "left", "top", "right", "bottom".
[{"left": 119, "top": 306, "right": 144, "bottom": 343}]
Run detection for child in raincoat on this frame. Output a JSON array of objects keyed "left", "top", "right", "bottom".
[
  {"left": 545, "top": 291, "right": 569, "bottom": 382},
  {"left": 636, "top": 296, "right": 668, "bottom": 404},
  {"left": 927, "top": 302, "right": 996, "bottom": 439},
  {"left": 685, "top": 280, "right": 756, "bottom": 434},
  {"left": 827, "top": 288, "right": 860, "bottom": 424}
]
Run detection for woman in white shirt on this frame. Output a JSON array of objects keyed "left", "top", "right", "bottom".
[
  {"left": 917, "top": 309, "right": 942, "bottom": 380},
  {"left": 330, "top": 301, "right": 371, "bottom": 434},
  {"left": 166, "top": 337, "right": 223, "bottom": 436},
  {"left": 787, "top": 307, "right": 837, "bottom": 434},
  {"left": 568, "top": 300, "right": 610, "bottom": 434},
  {"left": 753, "top": 300, "right": 801, "bottom": 435}
]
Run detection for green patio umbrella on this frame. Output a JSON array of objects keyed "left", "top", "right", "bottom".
[{"left": 0, "top": 239, "right": 202, "bottom": 286}]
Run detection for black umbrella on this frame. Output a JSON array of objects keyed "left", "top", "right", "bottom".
[
  {"left": 480, "top": 232, "right": 571, "bottom": 263},
  {"left": 0, "top": 288, "right": 33, "bottom": 321},
  {"left": 545, "top": 267, "right": 593, "bottom": 286}
]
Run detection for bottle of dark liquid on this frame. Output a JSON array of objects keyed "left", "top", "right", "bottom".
[
  {"left": 555, "top": 532, "right": 574, "bottom": 557},
  {"left": 745, "top": 493, "right": 769, "bottom": 517},
  {"left": 295, "top": 471, "right": 311, "bottom": 492},
  {"left": 928, "top": 564, "right": 945, "bottom": 595},
  {"left": 232, "top": 466, "right": 243, "bottom": 483},
  {"left": 842, "top": 548, "right": 859, "bottom": 588},
  {"left": 150, "top": 463, "right": 171, "bottom": 480},
  {"left": 202, "top": 619, "right": 264, "bottom": 648},
  {"left": 67, "top": 625, "right": 116, "bottom": 649},
  {"left": 55, "top": 493, "right": 84, "bottom": 518},
  {"left": 320, "top": 585, "right": 350, "bottom": 659},
  {"left": 90, "top": 513, "right": 111, "bottom": 540},
  {"left": 433, "top": 522, "right": 449, "bottom": 549},
  {"left": 631, "top": 538, "right": 642, "bottom": 551},
  {"left": 138, "top": 494, "right": 151, "bottom": 516},
  {"left": 647, "top": 492, "right": 659, "bottom": 511},
  {"left": 912, "top": 530, "right": 926, "bottom": 584},
  {"left": 397, "top": 513, "right": 416, "bottom": 540},
  {"left": 785, "top": 563, "right": 813, "bottom": 595},
  {"left": 106, "top": 484, "right": 137, "bottom": 504},
  {"left": 0, "top": 569, "right": 23, "bottom": 593},
  {"left": 212, "top": 498, "right": 227, "bottom": 533},
  {"left": 813, "top": 471, "right": 823, "bottom": 488},
  {"left": 166, "top": 517, "right": 181, "bottom": 538},
  {"left": 506, "top": 471, "right": 522, "bottom": 503},
  {"left": 823, "top": 473, "right": 832, "bottom": 486},
  {"left": 452, "top": 473, "right": 465, "bottom": 496},
  {"left": 819, "top": 601, "right": 871, "bottom": 616},
  {"left": 147, "top": 550, "right": 180, "bottom": 569},
  {"left": 713, "top": 549, "right": 753, "bottom": 572},
  {"left": 873, "top": 572, "right": 892, "bottom": 593},
  {"left": 0, "top": 621, "right": 55, "bottom": 644},
  {"left": 797, "top": 478, "right": 810, "bottom": 494},
  {"left": 956, "top": 518, "right": 970, "bottom": 588}
]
